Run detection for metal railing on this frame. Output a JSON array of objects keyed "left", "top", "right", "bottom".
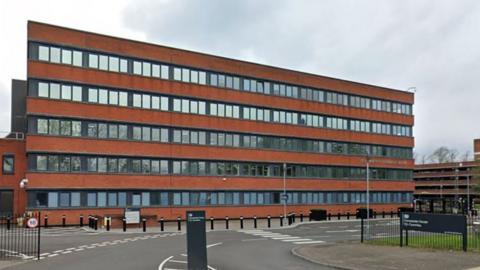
[
  {"left": 0, "top": 212, "right": 41, "bottom": 261},
  {"left": 361, "top": 215, "right": 480, "bottom": 252}
]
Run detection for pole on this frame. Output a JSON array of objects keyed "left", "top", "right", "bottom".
[
  {"left": 283, "top": 162, "right": 287, "bottom": 224},
  {"left": 467, "top": 174, "right": 470, "bottom": 215},
  {"left": 366, "top": 153, "right": 370, "bottom": 237}
]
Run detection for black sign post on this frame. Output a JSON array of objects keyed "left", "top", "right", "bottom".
[
  {"left": 186, "top": 211, "right": 207, "bottom": 270},
  {"left": 400, "top": 212, "right": 467, "bottom": 251}
]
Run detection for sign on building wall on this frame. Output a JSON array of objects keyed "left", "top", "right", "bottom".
[{"left": 124, "top": 208, "right": 140, "bottom": 224}]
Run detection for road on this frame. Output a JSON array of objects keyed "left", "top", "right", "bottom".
[{"left": 4, "top": 219, "right": 372, "bottom": 270}]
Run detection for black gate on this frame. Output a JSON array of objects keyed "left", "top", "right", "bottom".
[{"left": 0, "top": 212, "right": 41, "bottom": 260}]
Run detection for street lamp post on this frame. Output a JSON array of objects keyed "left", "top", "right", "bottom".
[
  {"left": 467, "top": 174, "right": 470, "bottom": 215},
  {"left": 365, "top": 151, "right": 370, "bottom": 236}
]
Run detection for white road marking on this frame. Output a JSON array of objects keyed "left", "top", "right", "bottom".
[
  {"left": 282, "top": 238, "right": 312, "bottom": 242},
  {"left": 61, "top": 251, "right": 72, "bottom": 254},
  {"left": 271, "top": 236, "right": 299, "bottom": 240},
  {"left": 48, "top": 254, "right": 59, "bottom": 257},
  {"left": 293, "top": 240, "right": 326, "bottom": 244},
  {"left": 208, "top": 266, "right": 217, "bottom": 270},
  {"left": 158, "top": 255, "right": 174, "bottom": 270},
  {"left": 170, "top": 260, "right": 187, "bottom": 264},
  {"left": 207, "top": 242, "right": 222, "bottom": 248}
]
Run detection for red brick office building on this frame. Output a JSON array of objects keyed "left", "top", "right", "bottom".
[{"left": 0, "top": 21, "right": 414, "bottom": 225}]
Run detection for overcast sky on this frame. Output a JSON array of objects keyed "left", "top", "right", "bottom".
[{"left": 1, "top": 0, "right": 479, "bottom": 161}]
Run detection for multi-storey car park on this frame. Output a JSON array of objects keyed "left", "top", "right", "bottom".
[{"left": 0, "top": 21, "right": 414, "bottom": 226}]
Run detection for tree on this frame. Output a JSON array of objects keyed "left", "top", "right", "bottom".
[{"left": 427, "top": 146, "right": 459, "bottom": 163}]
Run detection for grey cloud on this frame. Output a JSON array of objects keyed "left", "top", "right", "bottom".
[{"left": 123, "top": 0, "right": 480, "bottom": 159}]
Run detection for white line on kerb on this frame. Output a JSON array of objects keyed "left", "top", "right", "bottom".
[{"left": 158, "top": 255, "right": 174, "bottom": 270}]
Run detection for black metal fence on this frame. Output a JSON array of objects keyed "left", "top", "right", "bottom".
[
  {"left": 361, "top": 215, "right": 480, "bottom": 252},
  {"left": 0, "top": 212, "right": 41, "bottom": 260}
]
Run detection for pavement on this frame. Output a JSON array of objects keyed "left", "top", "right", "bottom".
[{"left": 292, "top": 243, "right": 480, "bottom": 270}]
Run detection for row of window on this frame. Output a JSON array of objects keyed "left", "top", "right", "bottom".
[
  {"left": 28, "top": 154, "right": 413, "bottom": 180},
  {"left": 31, "top": 42, "right": 412, "bottom": 115},
  {"left": 27, "top": 190, "right": 413, "bottom": 209},
  {"left": 31, "top": 117, "right": 413, "bottom": 159},
  {"left": 30, "top": 80, "right": 413, "bottom": 137}
]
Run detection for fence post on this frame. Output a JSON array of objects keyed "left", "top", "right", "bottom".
[
  {"left": 347, "top": 212, "right": 350, "bottom": 220},
  {"left": 300, "top": 213, "right": 304, "bottom": 222},
  {"left": 6, "top": 216, "right": 11, "bottom": 230},
  {"left": 142, "top": 218, "right": 147, "bottom": 232},
  {"left": 254, "top": 216, "right": 257, "bottom": 228},
  {"left": 400, "top": 213, "right": 403, "bottom": 247},
  {"left": 360, "top": 217, "right": 364, "bottom": 243},
  {"left": 123, "top": 218, "right": 127, "bottom": 232},
  {"left": 177, "top": 217, "right": 181, "bottom": 231},
  {"left": 62, "top": 215, "right": 66, "bottom": 227},
  {"left": 240, "top": 216, "right": 244, "bottom": 229},
  {"left": 80, "top": 215, "right": 84, "bottom": 227},
  {"left": 37, "top": 212, "right": 41, "bottom": 260},
  {"left": 210, "top": 217, "right": 214, "bottom": 230},
  {"left": 463, "top": 217, "right": 468, "bottom": 252},
  {"left": 267, "top": 215, "right": 271, "bottom": 228},
  {"left": 280, "top": 215, "right": 283, "bottom": 227},
  {"left": 405, "top": 230, "right": 409, "bottom": 246},
  {"left": 225, "top": 216, "right": 229, "bottom": 230},
  {"left": 160, "top": 217, "right": 164, "bottom": 232},
  {"left": 106, "top": 217, "right": 110, "bottom": 231}
]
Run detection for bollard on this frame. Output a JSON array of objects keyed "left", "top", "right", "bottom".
[
  {"left": 62, "top": 215, "right": 66, "bottom": 227},
  {"left": 44, "top": 215, "right": 48, "bottom": 228},
  {"left": 382, "top": 211, "right": 385, "bottom": 218},
  {"left": 288, "top": 215, "right": 292, "bottom": 226},
  {"left": 374, "top": 212, "right": 377, "bottom": 219},
  {"left": 280, "top": 215, "right": 284, "bottom": 227},
  {"left": 300, "top": 213, "right": 303, "bottom": 222},
  {"left": 80, "top": 215, "right": 84, "bottom": 227},
  {"left": 94, "top": 218, "right": 98, "bottom": 230},
  {"left": 254, "top": 216, "right": 257, "bottom": 228},
  {"left": 160, "top": 218, "right": 164, "bottom": 232},
  {"left": 210, "top": 217, "right": 214, "bottom": 230},
  {"left": 106, "top": 217, "right": 110, "bottom": 231},
  {"left": 142, "top": 218, "right": 147, "bottom": 232},
  {"left": 328, "top": 213, "right": 331, "bottom": 220},
  {"left": 88, "top": 216, "right": 91, "bottom": 228},
  {"left": 267, "top": 215, "right": 271, "bottom": 228},
  {"left": 6, "top": 217, "right": 11, "bottom": 230},
  {"left": 390, "top": 211, "right": 394, "bottom": 218},
  {"left": 347, "top": 212, "right": 350, "bottom": 220},
  {"left": 177, "top": 217, "right": 181, "bottom": 231},
  {"left": 240, "top": 216, "right": 244, "bottom": 229},
  {"left": 123, "top": 218, "right": 126, "bottom": 232},
  {"left": 225, "top": 216, "right": 229, "bottom": 230},
  {"left": 337, "top": 213, "right": 341, "bottom": 220}
]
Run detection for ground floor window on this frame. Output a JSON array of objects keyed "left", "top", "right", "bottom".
[{"left": 26, "top": 190, "right": 413, "bottom": 209}]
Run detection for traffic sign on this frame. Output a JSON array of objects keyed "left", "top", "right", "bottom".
[{"left": 27, "top": 217, "right": 38, "bottom": 228}]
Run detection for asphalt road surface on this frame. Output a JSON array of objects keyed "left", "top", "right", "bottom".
[{"left": 4, "top": 219, "right": 375, "bottom": 270}]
